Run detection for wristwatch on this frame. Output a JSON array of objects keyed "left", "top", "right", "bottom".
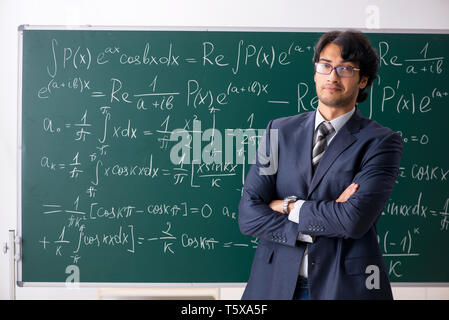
[{"left": 283, "top": 196, "right": 298, "bottom": 214}]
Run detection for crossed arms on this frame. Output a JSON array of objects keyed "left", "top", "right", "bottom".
[
  {"left": 238, "top": 131, "right": 403, "bottom": 245},
  {"left": 268, "top": 182, "right": 359, "bottom": 214}
]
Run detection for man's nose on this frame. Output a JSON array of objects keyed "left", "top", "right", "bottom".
[{"left": 328, "top": 68, "right": 341, "bottom": 81}]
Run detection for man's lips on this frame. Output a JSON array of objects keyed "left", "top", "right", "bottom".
[{"left": 324, "top": 86, "right": 342, "bottom": 92}]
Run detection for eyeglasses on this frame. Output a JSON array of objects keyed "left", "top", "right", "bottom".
[{"left": 315, "top": 62, "right": 360, "bottom": 78}]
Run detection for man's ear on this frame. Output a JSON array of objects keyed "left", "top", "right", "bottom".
[{"left": 359, "top": 76, "right": 368, "bottom": 89}]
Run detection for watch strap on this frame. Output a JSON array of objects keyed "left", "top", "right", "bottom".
[{"left": 283, "top": 196, "right": 298, "bottom": 214}]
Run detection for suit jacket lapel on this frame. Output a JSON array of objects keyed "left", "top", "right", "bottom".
[
  {"left": 307, "top": 108, "right": 363, "bottom": 198},
  {"left": 296, "top": 111, "right": 315, "bottom": 188}
]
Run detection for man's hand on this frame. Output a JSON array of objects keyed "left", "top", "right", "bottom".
[
  {"left": 268, "top": 182, "right": 359, "bottom": 214},
  {"left": 336, "top": 182, "right": 359, "bottom": 202},
  {"left": 268, "top": 200, "right": 284, "bottom": 214},
  {"left": 268, "top": 200, "right": 296, "bottom": 214}
]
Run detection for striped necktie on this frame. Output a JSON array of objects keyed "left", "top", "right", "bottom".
[{"left": 312, "top": 121, "right": 335, "bottom": 174}]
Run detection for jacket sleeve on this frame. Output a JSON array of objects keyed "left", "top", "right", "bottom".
[
  {"left": 297, "top": 131, "right": 403, "bottom": 239},
  {"left": 238, "top": 120, "right": 300, "bottom": 247}
]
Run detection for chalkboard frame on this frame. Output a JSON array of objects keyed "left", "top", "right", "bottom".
[{"left": 17, "top": 25, "right": 449, "bottom": 288}]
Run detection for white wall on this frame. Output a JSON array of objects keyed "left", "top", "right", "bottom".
[{"left": 1, "top": 0, "right": 448, "bottom": 300}]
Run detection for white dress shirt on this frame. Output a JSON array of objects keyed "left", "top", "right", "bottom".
[{"left": 288, "top": 107, "right": 356, "bottom": 277}]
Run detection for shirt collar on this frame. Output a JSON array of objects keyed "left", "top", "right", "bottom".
[{"left": 314, "top": 107, "right": 356, "bottom": 134}]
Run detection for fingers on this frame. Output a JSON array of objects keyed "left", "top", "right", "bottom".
[
  {"left": 343, "top": 182, "right": 358, "bottom": 201},
  {"left": 269, "top": 200, "right": 284, "bottom": 213},
  {"left": 336, "top": 182, "right": 359, "bottom": 203}
]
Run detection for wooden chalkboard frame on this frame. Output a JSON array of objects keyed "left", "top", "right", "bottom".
[{"left": 17, "top": 25, "right": 449, "bottom": 288}]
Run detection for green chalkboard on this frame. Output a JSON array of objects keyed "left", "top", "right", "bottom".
[{"left": 19, "top": 27, "right": 449, "bottom": 285}]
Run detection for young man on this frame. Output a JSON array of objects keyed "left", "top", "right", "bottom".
[{"left": 238, "top": 30, "right": 403, "bottom": 300}]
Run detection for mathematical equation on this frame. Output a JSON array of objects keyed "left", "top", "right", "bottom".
[
  {"left": 378, "top": 228, "right": 420, "bottom": 278},
  {"left": 39, "top": 217, "right": 256, "bottom": 265},
  {"left": 383, "top": 193, "right": 449, "bottom": 232}
]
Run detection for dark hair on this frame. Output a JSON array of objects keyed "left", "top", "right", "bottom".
[{"left": 313, "top": 30, "right": 379, "bottom": 103}]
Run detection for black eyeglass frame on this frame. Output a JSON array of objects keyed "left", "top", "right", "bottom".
[{"left": 314, "top": 62, "right": 360, "bottom": 78}]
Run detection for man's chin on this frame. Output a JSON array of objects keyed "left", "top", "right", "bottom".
[
  {"left": 318, "top": 94, "right": 356, "bottom": 109},
  {"left": 318, "top": 99, "right": 350, "bottom": 109}
]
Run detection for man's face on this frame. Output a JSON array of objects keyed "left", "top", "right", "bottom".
[{"left": 314, "top": 42, "right": 368, "bottom": 110}]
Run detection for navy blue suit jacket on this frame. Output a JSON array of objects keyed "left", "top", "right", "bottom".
[{"left": 238, "top": 108, "right": 402, "bottom": 300}]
